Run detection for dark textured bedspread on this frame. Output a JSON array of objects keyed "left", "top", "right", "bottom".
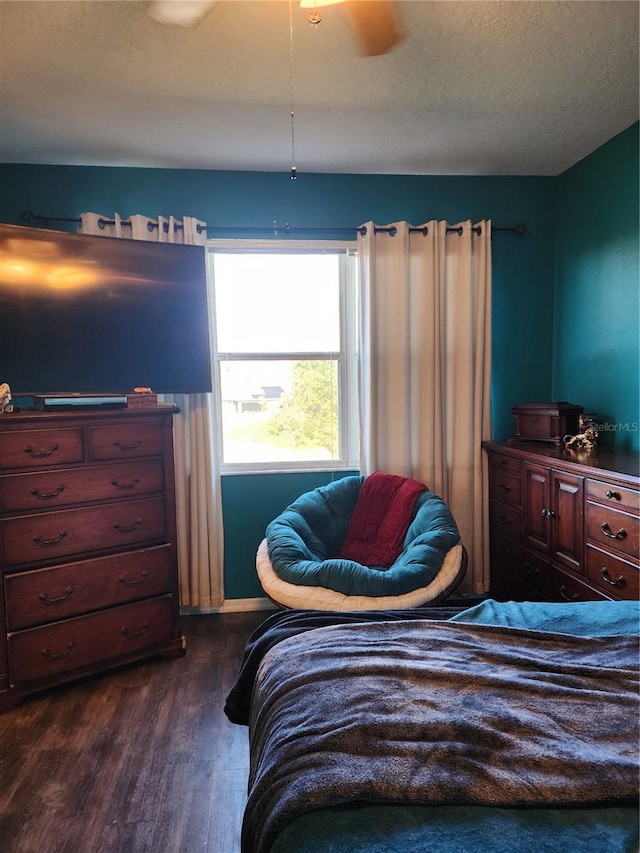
[
  {"left": 224, "top": 605, "right": 467, "bottom": 725},
  {"left": 242, "top": 620, "right": 639, "bottom": 853}
]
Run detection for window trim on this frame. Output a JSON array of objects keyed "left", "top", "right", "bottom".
[{"left": 207, "top": 239, "right": 359, "bottom": 474}]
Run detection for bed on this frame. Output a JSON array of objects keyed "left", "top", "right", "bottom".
[{"left": 226, "top": 599, "right": 640, "bottom": 853}]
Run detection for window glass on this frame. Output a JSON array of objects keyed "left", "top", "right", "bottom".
[
  {"left": 209, "top": 242, "right": 358, "bottom": 472},
  {"left": 219, "top": 359, "right": 339, "bottom": 464},
  {"left": 214, "top": 254, "right": 340, "bottom": 353}
]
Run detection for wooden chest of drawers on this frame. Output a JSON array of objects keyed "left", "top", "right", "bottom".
[
  {"left": 483, "top": 441, "right": 639, "bottom": 603},
  {"left": 0, "top": 406, "right": 185, "bottom": 709}
]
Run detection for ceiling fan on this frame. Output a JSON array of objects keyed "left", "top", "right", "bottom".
[{"left": 147, "top": 1, "right": 403, "bottom": 57}]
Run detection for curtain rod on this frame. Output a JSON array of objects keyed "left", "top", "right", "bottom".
[{"left": 19, "top": 211, "right": 527, "bottom": 237}]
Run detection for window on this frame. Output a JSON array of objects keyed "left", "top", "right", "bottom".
[{"left": 208, "top": 240, "right": 359, "bottom": 472}]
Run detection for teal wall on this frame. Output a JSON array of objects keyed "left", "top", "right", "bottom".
[{"left": 553, "top": 123, "right": 639, "bottom": 450}]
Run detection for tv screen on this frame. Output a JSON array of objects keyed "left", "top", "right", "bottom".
[{"left": 0, "top": 224, "right": 212, "bottom": 396}]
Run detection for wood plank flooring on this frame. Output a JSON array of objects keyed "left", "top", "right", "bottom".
[{"left": 0, "top": 611, "right": 268, "bottom": 853}]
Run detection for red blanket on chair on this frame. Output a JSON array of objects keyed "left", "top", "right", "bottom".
[{"left": 338, "top": 472, "right": 427, "bottom": 568}]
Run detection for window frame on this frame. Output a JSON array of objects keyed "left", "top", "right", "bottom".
[{"left": 207, "top": 239, "right": 359, "bottom": 474}]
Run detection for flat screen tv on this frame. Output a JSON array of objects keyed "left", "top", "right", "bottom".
[{"left": 0, "top": 223, "right": 212, "bottom": 397}]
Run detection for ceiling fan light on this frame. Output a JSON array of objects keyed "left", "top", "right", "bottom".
[{"left": 147, "top": 1, "right": 216, "bottom": 28}]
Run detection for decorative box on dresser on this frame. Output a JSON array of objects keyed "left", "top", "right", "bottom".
[
  {"left": 0, "top": 405, "right": 185, "bottom": 710},
  {"left": 483, "top": 441, "right": 639, "bottom": 602}
]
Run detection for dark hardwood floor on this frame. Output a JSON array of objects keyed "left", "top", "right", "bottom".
[{"left": 0, "top": 611, "right": 268, "bottom": 853}]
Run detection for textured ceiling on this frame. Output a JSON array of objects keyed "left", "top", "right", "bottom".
[{"left": 0, "top": 0, "right": 638, "bottom": 175}]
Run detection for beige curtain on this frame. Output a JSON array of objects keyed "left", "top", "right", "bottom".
[
  {"left": 358, "top": 220, "right": 492, "bottom": 593},
  {"left": 79, "top": 212, "right": 224, "bottom": 608}
]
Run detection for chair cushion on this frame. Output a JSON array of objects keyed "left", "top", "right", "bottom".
[
  {"left": 257, "top": 539, "right": 465, "bottom": 611},
  {"left": 265, "top": 476, "right": 460, "bottom": 597}
]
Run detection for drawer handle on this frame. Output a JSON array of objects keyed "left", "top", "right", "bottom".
[
  {"left": 497, "top": 514, "right": 512, "bottom": 525},
  {"left": 119, "top": 570, "right": 149, "bottom": 586},
  {"left": 601, "top": 522, "right": 627, "bottom": 541},
  {"left": 111, "top": 477, "right": 141, "bottom": 491},
  {"left": 121, "top": 621, "right": 150, "bottom": 639},
  {"left": 33, "top": 530, "right": 68, "bottom": 546},
  {"left": 113, "top": 438, "right": 143, "bottom": 451},
  {"left": 497, "top": 459, "right": 507, "bottom": 466},
  {"left": 605, "top": 490, "right": 621, "bottom": 501},
  {"left": 39, "top": 585, "right": 73, "bottom": 604},
  {"left": 600, "top": 567, "right": 626, "bottom": 588},
  {"left": 559, "top": 585, "right": 580, "bottom": 602},
  {"left": 24, "top": 442, "right": 59, "bottom": 458},
  {"left": 523, "top": 561, "right": 539, "bottom": 577},
  {"left": 30, "top": 484, "right": 65, "bottom": 500},
  {"left": 541, "top": 508, "right": 555, "bottom": 519},
  {"left": 498, "top": 483, "right": 512, "bottom": 493},
  {"left": 113, "top": 517, "right": 143, "bottom": 533},
  {"left": 41, "top": 641, "right": 75, "bottom": 661}
]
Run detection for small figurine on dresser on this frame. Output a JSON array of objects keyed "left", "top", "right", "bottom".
[
  {"left": 564, "top": 413, "right": 598, "bottom": 453},
  {"left": 0, "top": 382, "right": 13, "bottom": 413}
]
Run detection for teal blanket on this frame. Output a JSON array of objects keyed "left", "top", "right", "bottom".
[
  {"left": 273, "top": 803, "right": 638, "bottom": 853},
  {"left": 450, "top": 598, "right": 640, "bottom": 636},
  {"left": 266, "top": 476, "right": 460, "bottom": 596}
]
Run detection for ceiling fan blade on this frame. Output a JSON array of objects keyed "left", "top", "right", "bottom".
[
  {"left": 147, "top": 1, "right": 217, "bottom": 28},
  {"left": 341, "top": 1, "right": 403, "bottom": 56}
]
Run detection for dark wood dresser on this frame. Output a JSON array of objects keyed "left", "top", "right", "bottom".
[
  {"left": 483, "top": 440, "right": 639, "bottom": 602},
  {"left": 0, "top": 406, "right": 185, "bottom": 710}
]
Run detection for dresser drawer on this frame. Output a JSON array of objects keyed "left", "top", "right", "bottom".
[
  {"left": 586, "top": 502, "right": 639, "bottom": 561},
  {"left": 0, "top": 459, "right": 165, "bottom": 513},
  {"left": 551, "top": 567, "right": 613, "bottom": 603},
  {"left": 0, "top": 428, "right": 83, "bottom": 471},
  {"left": 586, "top": 479, "right": 639, "bottom": 514},
  {"left": 87, "top": 422, "right": 164, "bottom": 461},
  {"left": 490, "top": 534, "right": 550, "bottom": 599},
  {"left": 489, "top": 471, "right": 522, "bottom": 508},
  {"left": 492, "top": 574, "right": 549, "bottom": 603},
  {"left": 1, "top": 496, "right": 168, "bottom": 568},
  {"left": 510, "top": 544, "right": 551, "bottom": 598},
  {"left": 585, "top": 545, "right": 639, "bottom": 600},
  {"left": 490, "top": 454, "right": 522, "bottom": 476},
  {"left": 586, "top": 545, "right": 640, "bottom": 599},
  {"left": 7, "top": 595, "right": 175, "bottom": 684},
  {"left": 4, "top": 545, "right": 175, "bottom": 630},
  {"left": 490, "top": 500, "right": 522, "bottom": 538}
]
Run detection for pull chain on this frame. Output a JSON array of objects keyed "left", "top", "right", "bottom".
[{"left": 289, "top": 0, "right": 297, "bottom": 179}]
